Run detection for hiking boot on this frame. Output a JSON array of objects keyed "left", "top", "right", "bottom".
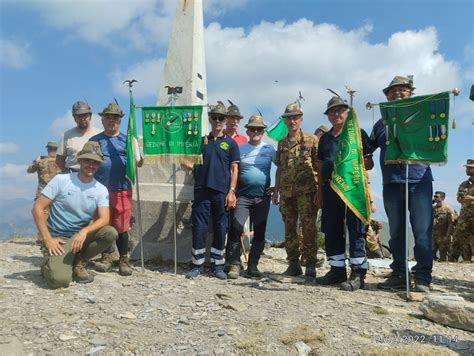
[
  {"left": 340, "top": 269, "right": 366, "bottom": 291},
  {"left": 212, "top": 266, "right": 227, "bottom": 280},
  {"left": 118, "top": 255, "right": 133, "bottom": 276},
  {"left": 247, "top": 263, "right": 263, "bottom": 278},
  {"left": 94, "top": 253, "right": 114, "bottom": 272},
  {"left": 315, "top": 257, "right": 325, "bottom": 268},
  {"left": 186, "top": 266, "right": 203, "bottom": 279},
  {"left": 227, "top": 264, "right": 240, "bottom": 279},
  {"left": 377, "top": 273, "right": 408, "bottom": 290},
  {"left": 413, "top": 279, "right": 431, "bottom": 293},
  {"left": 73, "top": 255, "right": 94, "bottom": 284},
  {"left": 449, "top": 255, "right": 459, "bottom": 262},
  {"left": 283, "top": 260, "right": 303, "bottom": 276},
  {"left": 316, "top": 267, "right": 347, "bottom": 285},
  {"left": 305, "top": 262, "right": 317, "bottom": 278}
]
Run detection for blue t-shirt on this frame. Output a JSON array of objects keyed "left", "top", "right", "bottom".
[
  {"left": 194, "top": 134, "right": 240, "bottom": 193},
  {"left": 370, "top": 118, "right": 433, "bottom": 184},
  {"left": 89, "top": 132, "right": 131, "bottom": 191},
  {"left": 238, "top": 142, "right": 276, "bottom": 197},
  {"left": 42, "top": 173, "right": 109, "bottom": 237},
  {"left": 317, "top": 128, "right": 372, "bottom": 183}
]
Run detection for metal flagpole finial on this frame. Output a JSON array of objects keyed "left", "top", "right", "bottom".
[
  {"left": 123, "top": 79, "right": 138, "bottom": 89},
  {"left": 345, "top": 85, "right": 357, "bottom": 107},
  {"left": 452, "top": 87, "right": 461, "bottom": 96}
]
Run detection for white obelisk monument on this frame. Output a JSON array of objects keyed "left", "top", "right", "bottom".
[{"left": 131, "top": 0, "right": 207, "bottom": 262}]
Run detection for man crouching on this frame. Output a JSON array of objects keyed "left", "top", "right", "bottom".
[{"left": 32, "top": 142, "right": 118, "bottom": 289}]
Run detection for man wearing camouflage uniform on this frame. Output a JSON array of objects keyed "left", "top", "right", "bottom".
[
  {"left": 272, "top": 102, "right": 319, "bottom": 277},
  {"left": 27, "top": 142, "right": 61, "bottom": 199},
  {"left": 451, "top": 159, "right": 474, "bottom": 262},
  {"left": 56, "top": 101, "right": 101, "bottom": 172},
  {"left": 432, "top": 191, "right": 455, "bottom": 261}
]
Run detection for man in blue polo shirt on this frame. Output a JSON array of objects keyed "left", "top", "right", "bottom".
[
  {"left": 371, "top": 76, "right": 433, "bottom": 293},
  {"left": 187, "top": 101, "right": 240, "bottom": 279}
]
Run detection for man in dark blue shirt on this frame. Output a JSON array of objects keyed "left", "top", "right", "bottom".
[
  {"left": 371, "top": 76, "right": 433, "bottom": 293},
  {"left": 187, "top": 102, "right": 240, "bottom": 279},
  {"left": 316, "top": 96, "right": 374, "bottom": 291}
]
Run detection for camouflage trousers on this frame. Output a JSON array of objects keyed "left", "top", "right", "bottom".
[
  {"left": 451, "top": 215, "right": 473, "bottom": 262},
  {"left": 280, "top": 193, "right": 317, "bottom": 264},
  {"left": 432, "top": 234, "right": 451, "bottom": 262}
]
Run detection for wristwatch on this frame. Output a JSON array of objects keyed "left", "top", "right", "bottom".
[{"left": 229, "top": 187, "right": 236, "bottom": 193}]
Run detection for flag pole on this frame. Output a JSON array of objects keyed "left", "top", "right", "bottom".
[
  {"left": 124, "top": 79, "right": 145, "bottom": 273},
  {"left": 169, "top": 88, "right": 179, "bottom": 276},
  {"left": 405, "top": 164, "right": 410, "bottom": 300}
]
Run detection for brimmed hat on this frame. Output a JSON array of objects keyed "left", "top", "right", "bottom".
[
  {"left": 464, "top": 159, "right": 474, "bottom": 167},
  {"left": 244, "top": 115, "right": 267, "bottom": 129},
  {"left": 72, "top": 101, "right": 92, "bottom": 116},
  {"left": 99, "top": 102, "right": 124, "bottom": 117},
  {"left": 208, "top": 101, "right": 227, "bottom": 117},
  {"left": 282, "top": 103, "right": 303, "bottom": 117},
  {"left": 227, "top": 100, "right": 243, "bottom": 118},
  {"left": 77, "top": 142, "right": 105, "bottom": 163},
  {"left": 315, "top": 125, "right": 329, "bottom": 134},
  {"left": 46, "top": 141, "right": 58, "bottom": 149},
  {"left": 383, "top": 75, "right": 415, "bottom": 96},
  {"left": 324, "top": 96, "right": 349, "bottom": 115}
]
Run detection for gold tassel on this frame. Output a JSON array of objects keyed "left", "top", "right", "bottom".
[{"left": 452, "top": 118, "right": 457, "bottom": 129}]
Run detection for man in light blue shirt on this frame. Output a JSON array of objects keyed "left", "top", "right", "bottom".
[
  {"left": 227, "top": 114, "right": 276, "bottom": 278},
  {"left": 32, "top": 142, "right": 118, "bottom": 289}
]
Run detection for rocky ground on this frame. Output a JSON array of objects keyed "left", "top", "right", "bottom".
[{"left": 0, "top": 237, "right": 473, "bottom": 356}]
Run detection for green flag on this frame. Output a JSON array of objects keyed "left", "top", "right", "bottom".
[
  {"left": 265, "top": 116, "right": 288, "bottom": 141},
  {"left": 380, "top": 91, "right": 450, "bottom": 164},
  {"left": 330, "top": 108, "right": 371, "bottom": 225},
  {"left": 126, "top": 91, "right": 139, "bottom": 184},
  {"left": 142, "top": 105, "right": 203, "bottom": 164}
]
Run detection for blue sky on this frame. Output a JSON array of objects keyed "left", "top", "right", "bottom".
[{"left": 0, "top": 0, "right": 473, "bottom": 220}]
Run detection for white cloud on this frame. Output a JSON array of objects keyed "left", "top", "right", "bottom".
[
  {"left": 0, "top": 38, "right": 32, "bottom": 69},
  {"left": 112, "top": 20, "right": 461, "bottom": 132},
  {"left": 50, "top": 110, "right": 102, "bottom": 137},
  {"left": 110, "top": 58, "right": 165, "bottom": 98},
  {"left": 0, "top": 164, "right": 36, "bottom": 199},
  {"left": 20, "top": 0, "right": 249, "bottom": 51},
  {"left": 0, "top": 142, "right": 20, "bottom": 154}
]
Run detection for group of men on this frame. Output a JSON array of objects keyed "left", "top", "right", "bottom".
[
  {"left": 30, "top": 101, "right": 141, "bottom": 289},
  {"left": 29, "top": 74, "right": 472, "bottom": 293},
  {"left": 432, "top": 161, "right": 474, "bottom": 263}
]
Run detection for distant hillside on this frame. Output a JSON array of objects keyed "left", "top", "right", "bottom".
[{"left": 0, "top": 198, "right": 36, "bottom": 240}]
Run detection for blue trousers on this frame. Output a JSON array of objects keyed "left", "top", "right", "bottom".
[
  {"left": 191, "top": 188, "right": 228, "bottom": 269},
  {"left": 321, "top": 184, "right": 368, "bottom": 269},
  {"left": 383, "top": 181, "right": 433, "bottom": 283},
  {"left": 227, "top": 195, "right": 271, "bottom": 265}
]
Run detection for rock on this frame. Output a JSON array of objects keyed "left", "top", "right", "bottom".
[
  {"left": 220, "top": 302, "right": 246, "bottom": 312},
  {"left": 294, "top": 341, "right": 312, "bottom": 355},
  {"left": 85, "top": 346, "right": 107, "bottom": 355},
  {"left": 268, "top": 273, "right": 306, "bottom": 284},
  {"left": 90, "top": 336, "right": 107, "bottom": 346},
  {"left": 0, "top": 336, "right": 25, "bottom": 355},
  {"left": 58, "top": 334, "right": 76, "bottom": 342},
  {"left": 419, "top": 294, "right": 474, "bottom": 332},
  {"left": 118, "top": 312, "right": 137, "bottom": 320}
]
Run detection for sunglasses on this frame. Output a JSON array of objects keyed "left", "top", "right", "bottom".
[
  {"left": 210, "top": 116, "right": 226, "bottom": 122},
  {"left": 249, "top": 128, "right": 264, "bottom": 133}
]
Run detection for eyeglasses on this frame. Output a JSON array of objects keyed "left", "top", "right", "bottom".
[
  {"left": 210, "top": 116, "right": 226, "bottom": 122},
  {"left": 328, "top": 107, "right": 347, "bottom": 115},
  {"left": 249, "top": 128, "right": 264, "bottom": 133}
]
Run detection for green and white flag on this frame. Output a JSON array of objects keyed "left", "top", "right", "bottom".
[
  {"left": 142, "top": 105, "right": 203, "bottom": 164},
  {"left": 126, "top": 91, "right": 140, "bottom": 184},
  {"left": 330, "top": 108, "right": 371, "bottom": 225},
  {"left": 265, "top": 116, "right": 288, "bottom": 142},
  {"left": 380, "top": 92, "right": 450, "bottom": 164}
]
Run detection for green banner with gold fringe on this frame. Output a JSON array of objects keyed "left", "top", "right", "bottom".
[
  {"left": 379, "top": 92, "right": 450, "bottom": 164},
  {"left": 142, "top": 105, "right": 203, "bottom": 164},
  {"left": 330, "top": 108, "right": 371, "bottom": 225}
]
